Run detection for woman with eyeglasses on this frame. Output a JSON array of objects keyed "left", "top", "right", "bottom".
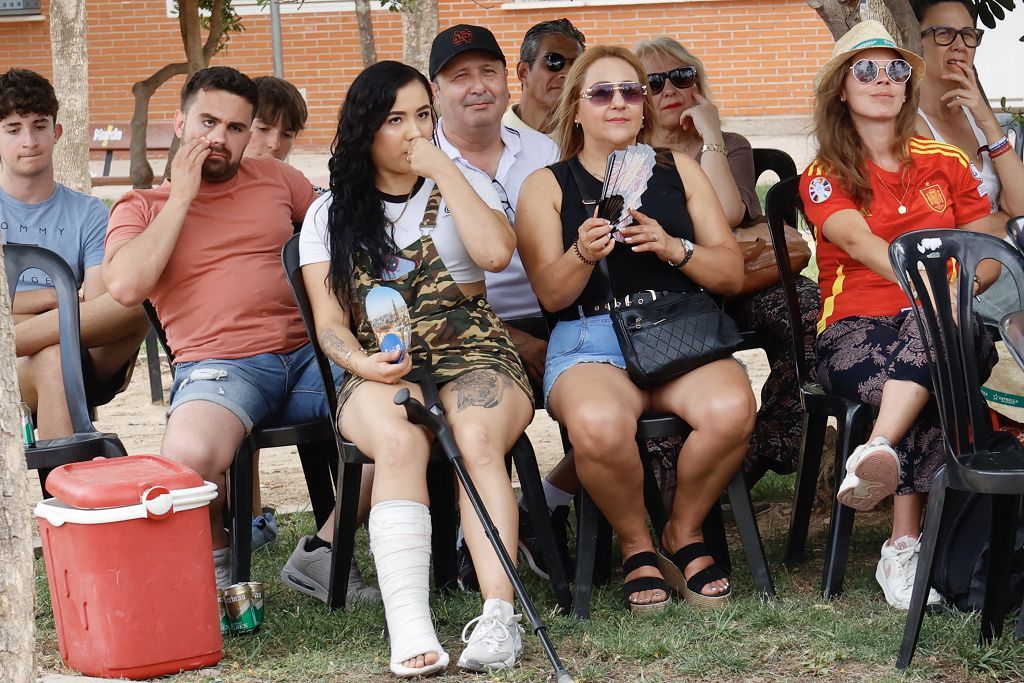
[
  {"left": 913, "top": 0, "right": 1024, "bottom": 324},
  {"left": 517, "top": 45, "right": 755, "bottom": 611},
  {"left": 634, "top": 36, "right": 822, "bottom": 488},
  {"left": 801, "top": 21, "right": 997, "bottom": 610},
  {"left": 299, "top": 61, "right": 533, "bottom": 677}
]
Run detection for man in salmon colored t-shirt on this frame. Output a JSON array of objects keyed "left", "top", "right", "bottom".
[{"left": 103, "top": 67, "right": 340, "bottom": 589}]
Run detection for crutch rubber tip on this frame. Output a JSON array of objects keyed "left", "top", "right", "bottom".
[
  {"left": 393, "top": 388, "right": 411, "bottom": 405},
  {"left": 556, "top": 672, "right": 576, "bottom": 683}
]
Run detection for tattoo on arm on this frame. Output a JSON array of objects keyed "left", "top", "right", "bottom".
[
  {"left": 319, "top": 328, "right": 354, "bottom": 368},
  {"left": 452, "top": 370, "right": 514, "bottom": 412}
]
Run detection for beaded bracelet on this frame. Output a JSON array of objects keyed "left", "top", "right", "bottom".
[{"left": 572, "top": 240, "right": 597, "bottom": 266}]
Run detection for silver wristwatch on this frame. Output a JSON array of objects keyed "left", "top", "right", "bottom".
[{"left": 667, "top": 237, "right": 694, "bottom": 268}]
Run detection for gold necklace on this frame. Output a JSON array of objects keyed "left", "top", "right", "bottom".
[
  {"left": 578, "top": 156, "right": 605, "bottom": 181},
  {"left": 873, "top": 169, "right": 913, "bottom": 215}
]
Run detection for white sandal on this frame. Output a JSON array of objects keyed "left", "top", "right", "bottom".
[{"left": 837, "top": 436, "right": 901, "bottom": 511}]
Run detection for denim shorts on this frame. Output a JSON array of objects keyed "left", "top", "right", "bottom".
[
  {"left": 542, "top": 313, "right": 626, "bottom": 407},
  {"left": 169, "top": 343, "right": 344, "bottom": 431}
]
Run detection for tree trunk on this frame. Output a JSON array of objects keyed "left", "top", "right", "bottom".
[
  {"left": 48, "top": 0, "right": 91, "bottom": 194},
  {"left": 129, "top": 63, "right": 188, "bottom": 189},
  {"left": 355, "top": 0, "right": 377, "bottom": 67},
  {"left": 402, "top": 0, "right": 438, "bottom": 77},
  {"left": 0, "top": 242, "right": 35, "bottom": 683},
  {"left": 807, "top": 0, "right": 862, "bottom": 39},
  {"left": 865, "top": 0, "right": 922, "bottom": 53}
]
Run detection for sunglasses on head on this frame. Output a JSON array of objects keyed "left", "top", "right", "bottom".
[
  {"left": 646, "top": 66, "right": 697, "bottom": 95},
  {"left": 579, "top": 81, "right": 647, "bottom": 106},
  {"left": 921, "top": 25, "right": 984, "bottom": 48},
  {"left": 848, "top": 58, "right": 913, "bottom": 85},
  {"left": 531, "top": 52, "right": 574, "bottom": 73}
]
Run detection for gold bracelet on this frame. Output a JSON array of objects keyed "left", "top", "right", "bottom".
[
  {"left": 700, "top": 143, "right": 727, "bottom": 155},
  {"left": 572, "top": 240, "right": 597, "bottom": 266},
  {"left": 343, "top": 349, "right": 357, "bottom": 369}
]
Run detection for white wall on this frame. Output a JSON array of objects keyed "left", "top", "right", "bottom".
[{"left": 977, "top": 13, "right": 1024, "bottom": 107}]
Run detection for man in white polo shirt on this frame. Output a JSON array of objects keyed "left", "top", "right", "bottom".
[
  {"left": 503, "top": 19, "right": 586, "bottom": 135},
  {"left": 429, "top": 24, "right": 571, "bottom": 586}
]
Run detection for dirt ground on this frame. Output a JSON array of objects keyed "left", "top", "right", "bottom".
[{"left": 24, "top": 348, "right": 771, "bottom": 509}]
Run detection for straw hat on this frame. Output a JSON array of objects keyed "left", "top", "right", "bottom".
[{"left": 813, "top": 20, "right": 925, "bottom": 93}]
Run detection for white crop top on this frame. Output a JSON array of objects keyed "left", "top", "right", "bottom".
[
  {"left": 918, "top": 107, "right": 1001, "bottom": 213},
  {"left": 299, "top": 167, "right": 503, "bottom": 284}
]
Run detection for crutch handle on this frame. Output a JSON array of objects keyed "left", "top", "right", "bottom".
[{"left": 394, "top": 387, "right": 444, "bottom": 432}]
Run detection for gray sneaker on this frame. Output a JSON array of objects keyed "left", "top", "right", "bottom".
[
  {"left": 213, "top": 547, "right": 231, "bottom": 589},
  {"left": 456, "top": 598, "right": 524, "bottom": 672},
  {"left": 280, "top": 536, "right": 382, "bottom": 604}
]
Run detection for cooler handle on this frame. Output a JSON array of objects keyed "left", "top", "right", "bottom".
[{"left": 34, "top": 482, "right": 218, "bottom": 527}]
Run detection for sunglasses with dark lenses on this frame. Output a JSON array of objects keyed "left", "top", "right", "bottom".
[
  {"left": 849, "top": 58, "right": 913, "bottom": 84},
  {"left": 921, "top": 25, "right": 984, "bottom": 48},
  {"left": 646, "top": 66, "right": 698, "bottom": 95},
  {"left": 533, "top": 52, "right": 573, "bottom": 73},
  {"left": 580, "top": 81, "right": 648, "bottom": 106}
]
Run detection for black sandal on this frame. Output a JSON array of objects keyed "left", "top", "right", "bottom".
[
  {"left": 658, "top": 542, "right": 731, "bottom": 608},
  {"left": 621, "top": 551, "right": 671, "bottom": 613}
]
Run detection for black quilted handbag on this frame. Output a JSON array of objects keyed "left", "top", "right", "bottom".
[{"left": 600, "top": 261, "right": 744, "bottom": 389}]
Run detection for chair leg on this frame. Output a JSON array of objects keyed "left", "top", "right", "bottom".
[
  {"left": 297, "top": 442, "right": 336, "bottom": 530},
  {"left": 980, "top": 494, "right": 1019, "bottom": 643},
  {"left": 145, "top": 329, "right": 163, "bottom": 405},
  {"left": 229, "top": 439, "right": 254, "bottom": 585},
  {"left": 1016, "top": 594, "right": 1024, "bottom": 641},
  {"left": 821, "top": 408, "right": 870, "bottom": 599},
  {"left": 785, "top": 411, "right": 827, "bottom": 563},
  {"left": 726, "top": 469, "right": 776, "bottom": 598},
  {"left": 703, "top": 501, "right": 732, "bottom": 576},
  {"left": 511, "top": 435, "right": 573, "bottom": 614},
  {"left": 573, "top": 488, "right": 601, "bottom": 620},
  {"left": 327, "top": 460, "right": 363, "bottom": 610},
  {"left": 428, "top": 462, "right": 458, "bottom": 591},
  {"left": 897, "top": 470, "right": 948, "bottom": 669},
  {"left": 638, "top": 440, "right": 668, "bottom": 540}
]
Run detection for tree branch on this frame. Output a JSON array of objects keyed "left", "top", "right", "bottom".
[
  {"left": 203, "top": 0, "right": 225, "bottom": 62},
  {"left": 807, "top": 0, "right": 861, "bottom": 39},
  {"left": 129, "top": 62, "right": 189, "bottom": 188}
]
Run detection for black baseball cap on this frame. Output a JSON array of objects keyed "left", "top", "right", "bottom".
[{"left": 429, "top": 24, "right": 506, "bottom": 80}]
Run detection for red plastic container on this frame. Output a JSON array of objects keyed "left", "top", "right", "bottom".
[{"left": 35, "top": 455, "right": 222, "bottom": 679}]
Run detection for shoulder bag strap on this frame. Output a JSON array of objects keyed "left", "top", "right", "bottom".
[{"left": 566, "top": 158, "right": 616, "bottom": 302}]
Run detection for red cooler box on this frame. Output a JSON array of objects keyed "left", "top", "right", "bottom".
[{"left": 34, "top": 455, "right": 222, "bottom": 679}]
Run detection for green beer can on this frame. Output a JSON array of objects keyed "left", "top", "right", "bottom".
[
  {"left": 223, "top": 583, "right": 258, "bottom": 634},
  {"left": 246, "top": 581, "right": 264, "bottom": 626},
  {"left": 217, "top": 588, "right": 230, "bottom": 636}
]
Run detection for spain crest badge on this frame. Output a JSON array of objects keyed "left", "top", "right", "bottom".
[{"left": 919, "top": 184, "right": 947, "bottom": 213}]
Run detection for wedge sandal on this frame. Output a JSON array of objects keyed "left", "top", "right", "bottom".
[
  {"left": 658, "top": 542, "right": 731, "bottom": 608},
  {"left": 621, "top": 551, "right": 672, "bottom": 613}
]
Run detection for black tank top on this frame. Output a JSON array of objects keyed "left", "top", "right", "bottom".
[{"left": 549, "top": 155, "right": 699, "bottom": 316}]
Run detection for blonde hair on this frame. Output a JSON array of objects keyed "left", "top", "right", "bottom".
[
  {"left": 632, "top": 36, "right": 715, "bottom": 104},
  {"left": 813, "top": 53, "right": 920, "bottom": 209},
  {"left": 549, "top": 45, "right": 659, "bottom": 160}
]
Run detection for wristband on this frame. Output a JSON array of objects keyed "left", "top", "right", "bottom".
[
  {"left": 572, "top": 240, "right": 597, "bottom": 266},
  {"left": 990, "top": 143, "right": 1012, "bottom": 160},
  {"left": 983, "top": 135, "right": 1011, "bottom": 157}
]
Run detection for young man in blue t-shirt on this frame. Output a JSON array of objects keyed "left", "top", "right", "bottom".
[{"left": 1, "top": 69, "right": 148, "bottom": 438}]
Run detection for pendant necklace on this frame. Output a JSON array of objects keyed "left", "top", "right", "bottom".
[
  {"left": 873, "top": 169, "right": 913, "bottom": 215},
  {"left": 578, "top": 156, "right": 605, "bottom": 181}
]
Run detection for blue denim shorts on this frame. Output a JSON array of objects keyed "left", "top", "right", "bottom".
[
  {"left": 542, "top": 313, "right": 626, "bottom": 406},
  {"left": 169, "top": 343, "right": 344, "bottom": 431}
]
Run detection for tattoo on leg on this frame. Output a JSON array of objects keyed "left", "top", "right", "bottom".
[{"left": 453, "top": 371, "right": 514, "bottom": 412}]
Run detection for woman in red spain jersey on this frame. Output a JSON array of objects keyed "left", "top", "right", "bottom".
[{"left": 800, "top": 20, "right": 998, "bottom": 610}]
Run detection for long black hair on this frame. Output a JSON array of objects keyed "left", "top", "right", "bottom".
[{"left": 325, "top": 61, "right": 433, "bottom": 304}]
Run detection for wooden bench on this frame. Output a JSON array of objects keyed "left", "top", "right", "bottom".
[{"left": 89, "top": 122, "right": 175, "bottom": 187}]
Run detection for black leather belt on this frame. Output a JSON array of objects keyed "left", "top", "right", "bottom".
[{"left": 557, "top": 290, "right": 671, "bottom": 321}]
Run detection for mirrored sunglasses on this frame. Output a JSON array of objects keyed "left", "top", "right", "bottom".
[
  {"left": 646, "top": 66, "right": 697, "bottom": 95},
  {"left": 849, "top": 58, "right": 913, "bottom": 85},
  {"left": 533, "top": 52, "right": 573, "bottom": 73},
  {"left": 921, "top": 25, "right": 984, "bottom": 48},
  {"left": 580, "top": 81, "right": 648, "bottom": 106}
]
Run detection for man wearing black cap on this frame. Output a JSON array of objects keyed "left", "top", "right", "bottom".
[{"left": 429, "top": 23, "right": 562, "bottom": 674}]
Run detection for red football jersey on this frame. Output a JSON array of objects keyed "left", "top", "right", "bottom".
[{"left": 801, "top": 137, "right": 992, "bottom": 332}]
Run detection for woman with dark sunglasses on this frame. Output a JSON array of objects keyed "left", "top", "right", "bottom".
[
  {"left": 635, "top": 36, "right": 823, "bottom": 488},
  {"left": 801, "top": 21, "right": 998, "bottom": 611},
  {"left": 298, "top": 61, "right": 534, "bottom": 677},
  {"left": 517, "top": 45, "right": 755, "bottom": 612},
  {"left": 913, "top": 0, "right": 1024, "bottom": 325}
]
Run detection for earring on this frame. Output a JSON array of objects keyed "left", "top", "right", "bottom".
[{"left": 840, "top": 93, "right": 847, "bottom": 102}]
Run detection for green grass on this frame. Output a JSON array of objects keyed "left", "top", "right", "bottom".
[{"left": 34, "top": 495, "right": 1024, "bottom": 682}]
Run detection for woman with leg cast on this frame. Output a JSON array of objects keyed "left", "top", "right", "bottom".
[
  {"left": 298, "top": 61, "right": 533, "bottom": 677},
  {"left": 801, "top": 21, "right": 998, "bottom": 610},
  {"left": 516, "top": 45, "right": 756, "bottom": 611}
]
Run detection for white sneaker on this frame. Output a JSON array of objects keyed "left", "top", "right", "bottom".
[
  {"left": 875, "top": 535, "right": 942, "bottom": 610},
  {"left": 837, "top": 436, "right": 901, "bottom": 511},
  {"left": 213, "top": 547, "right": 231, "bottom": 589},
  {"left": 456, "top": 598, "right": 524, "bottom": 672}
]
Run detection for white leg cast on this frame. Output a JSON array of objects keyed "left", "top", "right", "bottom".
[{"left": 369, "top": 500, "right": 449, "bottom": 678}]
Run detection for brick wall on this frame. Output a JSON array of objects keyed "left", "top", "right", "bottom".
[{"left": 2, "top": 0, "right": 833, "bottom": 152}]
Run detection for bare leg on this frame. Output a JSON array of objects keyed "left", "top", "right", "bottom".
[
  {"left": 653, "top": 358, "right": 756, "bottom": 596},
  {"left": 544, "top": 452, "right": 579, "bottom": 495},
  {"left": 869, "top": 379, "right": 931, "bottom": 445},
  {"left": 440, "top": 370, "right": 533, "bottom": 604},
  {"left": 548, "top": 364, "right": 668, "bottom": 606},
  {"left": 892, "top": 492, "right": 927, "bottom": 542}
]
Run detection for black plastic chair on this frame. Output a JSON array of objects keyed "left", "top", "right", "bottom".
[
  {"left": 567, "top": 413, "right": 776, "bottom": 620},
  {"left": 763, "top": 177, "right": 878, "bottom": 598},
  {"left": 4, "top": 244, "right": 127, "bottom": 494},
  {"left": 1008, "top": 216, "right": 1024, "bottom": 258},
  {"left": 889, "top": 229, "right": 1024, "bottom": 668},
  {"left": 996, "top": 112, "right": 1024, "bottom": 161},
  {"left": 1003, "top": 311, "right": 1024, "bottom": 372},
  {"left": 141, "top": 300, "right": 338, "bottom": 585},
  {"left": 281, "top": 235, "right": 573, "bottom": 612}
]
